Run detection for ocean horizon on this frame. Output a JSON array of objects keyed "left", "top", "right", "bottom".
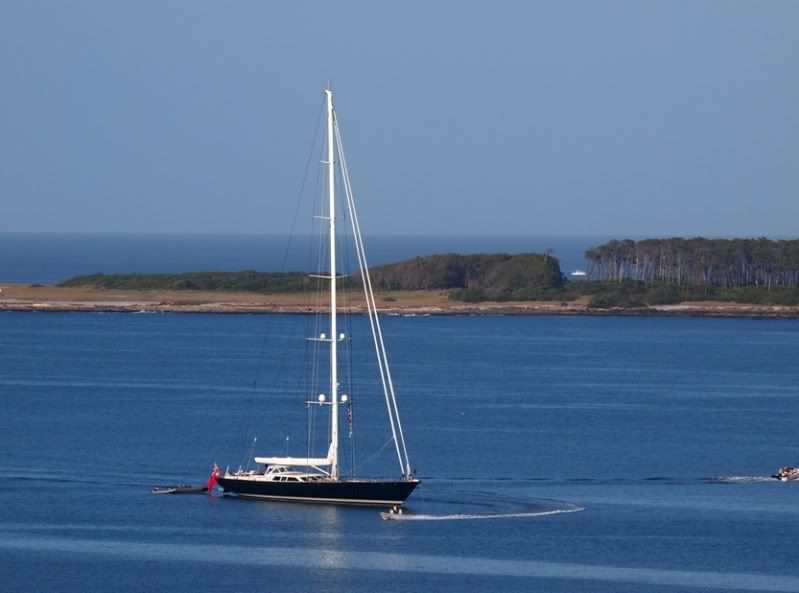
[{"left": 0, "top": 232, "right": 614, "bottom": 284}]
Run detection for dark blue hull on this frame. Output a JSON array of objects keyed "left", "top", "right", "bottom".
[{"left": 216, "top": 476, "right": 420, "bottom": 506}]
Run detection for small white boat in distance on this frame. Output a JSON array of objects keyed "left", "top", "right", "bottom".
[
  {"left": 570, "top": 270, "right": 587, "bottom": 277},
  {"left": 772, "top": 466, "right": 799, "bottom": 481}
]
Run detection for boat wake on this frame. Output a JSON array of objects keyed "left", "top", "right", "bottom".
[
  {"left": 711, "top": 476, "right": 779, "bottom": 484},
  {"left": 381, "top": 506, "right": 583, "bottom": 521},
  {"left": 382, "top": 489, "right": 583, "bottom": 521},
  {"left": 437, "top": 475, "right": 788, "bottom": 486}
]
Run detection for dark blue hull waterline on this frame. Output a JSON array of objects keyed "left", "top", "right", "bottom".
[{"left": 216, "top": 476, "right": 420, "bottom": 506}]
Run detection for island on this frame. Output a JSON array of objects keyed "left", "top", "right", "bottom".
[{"left": 2, "top": 241, "right": 799, "bottom": 317}]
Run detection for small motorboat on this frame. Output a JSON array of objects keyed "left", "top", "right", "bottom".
[
  {"left": 772, "top": 466, "right": 799, "bottom": 481},
  {"left": 151, "top": 485, "right": 208, "bottom": 495},
  {"left": 380, "top": 505, "right": 406, "bottom": 520}
]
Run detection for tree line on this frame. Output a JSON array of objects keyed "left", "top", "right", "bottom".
[
  {"left": 585, "top": 238, "right": 799, "bottom": 289},
  {"left": 56, "top": 243, "right": 799, "bottom": 307},
  {"left": 57, "top": 253, "right": 565, "bottom": 300},
  {"left": 59, "top": 271, "right": 311, "bottom": 293},
  {"left": 364, "top": 253, "right": 564, "bottom": 298}
]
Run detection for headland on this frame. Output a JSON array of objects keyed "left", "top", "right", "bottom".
[{"left": 4, "top": 244, "right": 799, "bottom": 318}]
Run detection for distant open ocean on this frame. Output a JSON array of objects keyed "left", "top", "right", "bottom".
[{"left": 0, "top": 233, "right": 612, "bottom": 284}]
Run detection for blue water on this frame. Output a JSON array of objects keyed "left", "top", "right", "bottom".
[
  {"left": 0, "top": 233, "right": 606, "bottom": 283},
  {"left": 2, "top": 312, "right": 799, "bottom": 592}
]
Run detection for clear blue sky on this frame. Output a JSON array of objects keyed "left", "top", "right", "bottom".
[{"left": 1, "top": 1, "right": 797, "bottom": 236}]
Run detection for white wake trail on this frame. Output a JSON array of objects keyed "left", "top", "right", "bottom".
[
  {"left": 382, "top": 507, "right": 584, "bottom": 521},
  {"left": 713, "top": 476, "right": 779, "bottom": 484}
]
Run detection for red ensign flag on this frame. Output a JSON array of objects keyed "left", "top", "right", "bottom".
[{"left": 207, "top": 464, "right": 220, "bottom": 492}]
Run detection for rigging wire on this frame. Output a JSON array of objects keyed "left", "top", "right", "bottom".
[
  {"left": 303, "top": 120, "right": 327, "bottom": 460},
  {"left": 334, "top": 118, "right": 411, "bottom": 478},
  {"left": 303, "top": 105, "right": 338, "bottom": 462},
  {"left": 337, "top": 158, "right": 357, "bottom": 478},
  {"left": 237, "top": 437, "right": 258, "bottom": 472},
  {"left": 352, "top": 436, "right": 397, "bottom": 478},
  {"left": 233, "top": 95, "right": 326, "bottom": 461}
]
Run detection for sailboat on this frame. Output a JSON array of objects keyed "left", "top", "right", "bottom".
[{"left": 215, "top": 88, "right": 420, "bottom": 507}]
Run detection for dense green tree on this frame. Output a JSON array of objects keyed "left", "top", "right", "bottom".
[{"left": 586, "top": 238, "right": 799, "bottom": 289}]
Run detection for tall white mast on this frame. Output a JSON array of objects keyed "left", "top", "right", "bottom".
[{"left": 325, "top": 88, "right": 340, "bottom": 480}]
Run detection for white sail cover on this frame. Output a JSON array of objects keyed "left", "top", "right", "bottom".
[{"left": 255, "top": 443, "right": 334, "bottom": 467}]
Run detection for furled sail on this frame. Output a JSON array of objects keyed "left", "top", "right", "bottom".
[{"left": 254, "top": 444, "right": 334, "bottom": 468}]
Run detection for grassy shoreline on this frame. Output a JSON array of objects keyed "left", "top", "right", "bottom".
[{"left": 2, "top": 283, "right": 799, "bottom": 318}]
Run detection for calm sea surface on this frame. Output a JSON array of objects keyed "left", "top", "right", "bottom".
[{"left": 2, "top": 312, "right": 799, "bottom": 592}]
